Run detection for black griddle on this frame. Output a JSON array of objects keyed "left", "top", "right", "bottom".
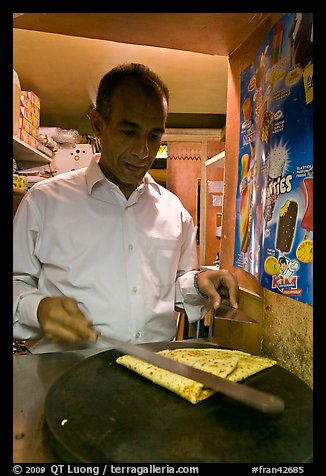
[{"left": 44, "top": 341, "right": 312, "bottom": 463}]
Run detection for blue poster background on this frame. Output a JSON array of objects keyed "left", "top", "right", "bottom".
[{"left": 233, "top": 13, "right": 313, "bottom": 305}]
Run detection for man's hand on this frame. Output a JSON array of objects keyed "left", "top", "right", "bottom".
[
  {"left": 37, "top": 296, "right": 98, "bottom": 344},
  {"left": 196, "top": 269, "right": 239, "bottom": 310}
]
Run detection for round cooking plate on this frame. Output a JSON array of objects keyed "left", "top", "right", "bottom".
[{"left": 44, "top": 341, "right": 312, "bottom": 463}]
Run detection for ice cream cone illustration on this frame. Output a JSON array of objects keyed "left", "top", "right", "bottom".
[
  {"left": 270, "top": 21, "right": 284, "bottom": 85},
  {"left": 271, "top": 21, "right": 284, "bottom": 67},
  {"left": 240, "top": 153, "right": 250, "bottom": 252},
  {"left": 260, "top": 110, "right": 274, "bottom": 143},
  {"left": 266, "top": 20, "right": 284, "bottom": 116}
]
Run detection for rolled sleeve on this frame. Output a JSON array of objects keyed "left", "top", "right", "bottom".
[
  {"left": 13, "top": 291, "right": 45, "bottom": 340},
  {"left": 175, "top": 271, "right": 211, "bottom": 323}
]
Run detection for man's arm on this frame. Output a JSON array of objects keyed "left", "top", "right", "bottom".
[
  {"left": 13, "top": 194, "right": 46, "bottom": 339},
  {"left": 175, "top": 268, "right": 239, "bottom": 324}
]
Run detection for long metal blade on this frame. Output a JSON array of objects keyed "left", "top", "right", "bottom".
[
  {"left": 214, "top": 303, "right": 257, "bottom": 323},
  {"left": 102, "top": 336, "right": 284, "bottom": 414}
]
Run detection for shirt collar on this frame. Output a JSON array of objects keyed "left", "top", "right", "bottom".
[{"left": 86, "top": 154, "right": 162, "bottom": 196}]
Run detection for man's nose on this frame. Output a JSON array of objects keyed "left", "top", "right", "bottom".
[{"left": 131, "top": 136, "right": 149, "bottom": 160}]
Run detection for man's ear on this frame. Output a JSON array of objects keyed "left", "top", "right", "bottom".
[{"left": 89, "top": 109, "right": 104, "bottom": 138}]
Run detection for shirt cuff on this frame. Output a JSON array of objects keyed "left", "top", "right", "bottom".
[
  {"left": 17, "top": 293, "right": 45, "bottom": 329},
  {"left": 176, "top": 271, "right": 211, "bottom": 323}
]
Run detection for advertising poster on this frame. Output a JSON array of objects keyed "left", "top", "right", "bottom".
[{"left": 233, "top": 13, "right": 313, "bottom": 305}]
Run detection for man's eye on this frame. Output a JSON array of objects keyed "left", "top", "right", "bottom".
[
  {"left": 150, "top": 133, "right": 162, "bottom": 142},
  {"left": 123, "top": 130, "right": 136, "bottom": 136}
]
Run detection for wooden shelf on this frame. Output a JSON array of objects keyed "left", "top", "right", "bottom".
[
  {"left": 13, "top": 136, "right": 51, "bottom": 165},
  {"left": 205, "top": 150, "right": 225, "bottom": 168}
]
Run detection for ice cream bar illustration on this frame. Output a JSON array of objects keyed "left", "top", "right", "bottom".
[
  {"left": 271, "top": 21, "right": 284, "bottom": 66},
  {"left": 300, "top": 177, "right": 313, "bottom": 237},
  {"left": 260, "top": 111, "right": 274, "bottom": 143},
  {"left": 264, "top": 145, "right": 287, "bottom": 225},
  {"left": 268, "top": 145, "right": 287, "bottom": 178},
  {"left": 240, "top": 153, "right": 250, "bottom": 252},
  {"left": 266, "top": 21, "right": 284, "bottom": 109},
  {"left": 276, "top": 200, "right": 298, "bottom": 253}
]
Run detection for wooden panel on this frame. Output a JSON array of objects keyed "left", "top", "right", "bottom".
[
  {"left": 13, "top": 13, "right": 271, "bottom": 56},
  {"left": 166, "top": 153, "right": 202, "bottom": 229},
  {"left": 212, "top": 287, "right": 263, "bottom": 355},
  {"left": 204, "top": 162, "right": 224, "bottom": 265}
]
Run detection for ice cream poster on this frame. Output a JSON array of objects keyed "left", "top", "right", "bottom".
[{"left": 233, "top": 13, "right": 313, "bottom": 305}]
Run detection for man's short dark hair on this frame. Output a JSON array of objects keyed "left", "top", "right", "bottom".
[{"left": 96, "top": 63, "right": 170, "bottom": 121}]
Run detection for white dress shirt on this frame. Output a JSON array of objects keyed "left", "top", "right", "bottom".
[{"left": 13, "top": 155, "right": 210, "bottom": 353}]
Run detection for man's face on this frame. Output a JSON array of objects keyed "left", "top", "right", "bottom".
[{"left": 91, "top": 78, "right": 168, "bottom": 197}]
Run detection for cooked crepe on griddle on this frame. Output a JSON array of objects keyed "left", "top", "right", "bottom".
[{"left": 116, "top": 348, "right": 276, "bottom": 404}]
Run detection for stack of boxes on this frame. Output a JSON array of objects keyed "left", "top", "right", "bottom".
[{"left": 19, "top": 91, "right": 40, "bottom": 149}]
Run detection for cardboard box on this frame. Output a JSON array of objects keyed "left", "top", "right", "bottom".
[
  {"left": 21, "top": 90, "right": 40, "bottom": 109},
  {"left": 31, "top": 104, "right": 40, "bottom": 120},
  {"left": 29, "top": 113, "right": 40, "bottom": 129},
  {"left": 19, "top": 117, "right": 33, "bottom": 135},
  {"left": 19, "top": 117, "right": 39, "bottom": 139},
  {"left": 20, "top": 93, "right": 32, "bottom": 111},
  {"left": 20, "top": 106, "right": 40, "bottom": 129},
  {"left": 20, "top": 106, "right": 33, "bottom": 122},
  {"left": 19, "top": 128, "right": 38, "bottom": 149}
]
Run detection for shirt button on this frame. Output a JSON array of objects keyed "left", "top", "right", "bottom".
[
  {"left": 128, "top": 244, "right": 133, "bottom": 250},
  {"left": 132, "top": 286, "right": 137, "bottom": 293},
  {"left": 135, "top": 332, "right": 141, "bottom": 338}
]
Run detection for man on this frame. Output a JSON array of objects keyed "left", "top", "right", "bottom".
[{"left": 13, "top": 63, "right": 238, "bottom": 353}]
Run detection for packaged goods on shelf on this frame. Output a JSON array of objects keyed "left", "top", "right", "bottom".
[
  {"left": 19, "top": 117, "right": 38, "bottom": 139},
  {"left": 13, "top": 70, "right": 21, "bottom": 136},
  {"left": 38, "top": 133, "right": 59, "bottom": 151},
  {"left": 30, "top": 104, "right": 40, "bottom": 120},
  {"left": 13, "top": 173, "right": 19, "bottom": 188},
  {"left": 20, "top": 91, "right": 40, "bottom": 119},
  {"left": 21, "top": 90, "right": 40, "bottom": 109},
  {"left": 13, "top": 173, "right": 28, "bottom": 191},
  {"left": 20, "top": 93, "right": 32, "bottom": 111},
  {"left": 20, "top": 105, "right": 40, "bottom": 129},
  {"left": 15, "top": 166, "right": 51, "bottom": 189},
  {"left": 19, "top": 128, "right": 38, "bottom": 149},
  {"left": 38, "top": 127, "right": 80, "bottom": 144},
  {"left": 29, "top": 114, "right": 40, "bottom": 129},
  {"left": 18, "top": 90, "right": 41, "bottom": 148},
  {"left": 20, "top": 106, "right": 33, "bottom": 122},
  {"left": 27, "top": 175, "right": 47, "bottom": 188},
  {"left": 37, "top": 143, "right": 55, "bottom": 158}
]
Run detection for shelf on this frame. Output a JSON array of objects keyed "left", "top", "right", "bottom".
[
  {"left": 205, "top": 150, "right": 225, "bottom": 168},
  {"left": 13, "top": 136, "right": 51, "bottom": 165}
]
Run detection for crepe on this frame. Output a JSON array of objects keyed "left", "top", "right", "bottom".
[{"left": 116, "top": 348, "right": 276, "bottom": 404}]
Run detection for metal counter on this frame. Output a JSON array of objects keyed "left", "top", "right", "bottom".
[{"left": 13, "top": 348, "right": 102, "bottom": 463}]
